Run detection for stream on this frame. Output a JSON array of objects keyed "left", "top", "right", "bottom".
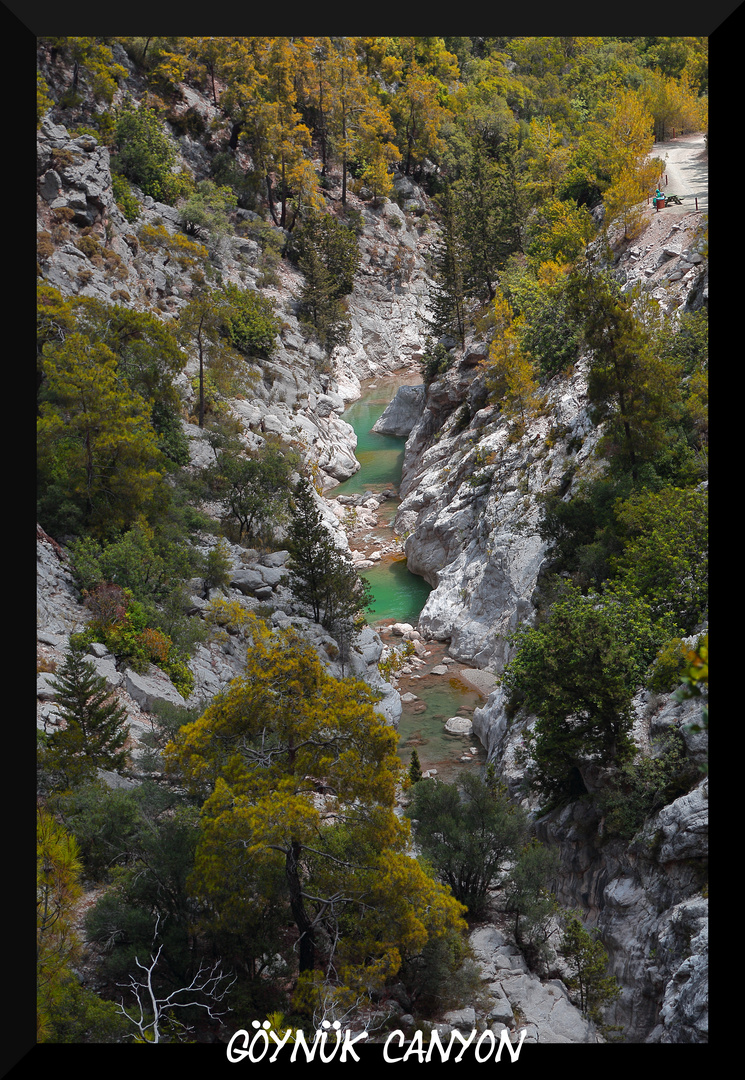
[{"left": 331, "top": 375, "right": 490, "bottom": 784}]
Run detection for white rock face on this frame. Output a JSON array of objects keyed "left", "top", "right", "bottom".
[
  {"left": 469, "top": 926, "right": 598, "bottom": 1043},
  {"left": 396, "top": 356, "right": 599, "bottom": 669}
]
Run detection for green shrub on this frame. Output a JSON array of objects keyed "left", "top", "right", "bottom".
[
  {"left": 648, "top": 637, "right": 687, "bottom": 693},
  {"left": 221, "top": 282, "right": 280, "bottom": 358},
  {"left": 114, "top": 106, "right": 192, "bottom": 205},
  {"left": 112, "top": 173, "right": 141, "bottom": 222},
  {"left": 598, "top": 732, "right": 699, "bottom": 841}
]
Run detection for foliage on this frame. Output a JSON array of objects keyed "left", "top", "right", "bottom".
[
  {"left": 176, "top": 289, "right": 247, "bottom": 428},
  {"left": 42, "top": 640, "right": 129, "bottom": 787},
  {"left": 675, "top": 633, "right": 708, "bottom": 735},
  {"left": 597, "top": 732, "right": 699, "bottom": 840},
  {"left": 180, "top": 179, "right": 234, "bottom": 241},
  {"left": 559, "top": 915, "right": 622, "bottom": 1028},
  {"left": 504, "top": 838, "right": 562, "bottom": 959},
  {"left": 428, "top": 186, "right": 467, "bottom": 344},
  {"left": 37, "top": 808, "right": 83, "bottom": 1039},
  {"left": 111, "top": 173, "right": 141, "bottom": 222},
  {"left": 83, "top": 796, "right": 202, "bottom": 996},
  {"left": 420, "top": 340, "right": 453, "bottom": 385},
  {"left": 408, "top": 748, "right": 423, "bottom": 785},
  {"left": 285, "top": 478, "right": 373, "bottom": 649},
  {"left": 75, "top": 584, "right": 195, "bottom": 698},
  {"left": 289, "top": 211, "right": 360, "bottom": 354},
  {"left": 395, "top": 929, "right": 483, "bottom": 1018},
  {"left": 610, "top": 485, "right": 708, "bottom": 634},
  {"left": 502, "top": 583, "right": 670, "bottom": 803},
  {"left": 202, "top": 537, "right": 233, "bottom": 593},
  {"left": 114, "top": 106, "right": 192, "bottom": 205},
  {"left": 210, "top": 443, "right": 299, "bottom": 544},
  {"left": 220, "top": 282, "right": 280, "bottom": 358},
  {"left": 165, "top": 617, "right": 466, "bottom": 996},
  {"left": 647, "top": 636, "right": 688, "bottom": 694},
  {"left": 654, "top": 308, "right": 708, "bottom": 377},
  {"left": 501, "top": 259, "right": 584, "bottom": 380},
  {"left": 37, "top": 71, "right": 54, "bottom": 127},
  {"left": 485, "top": 291, "right": 541, "bottom": 423},
  {"left": 407, "top": 774, "right": 527, "bottom": 916},
  {"left": 49, "top": 36, "right": 129, "bottom": 106},
  {"left": 50, "top": 780, "right": 144, "bottom": 881},
  {"left": 37, "top": 332, "right": 167, "bottom": 540},
  {"left": 68, "top": 518, "right": 197, "bottom": 603},
  {"left": 568, "top": 270, "right": 681, "bottom": 481}
]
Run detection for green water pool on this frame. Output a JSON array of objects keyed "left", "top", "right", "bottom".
[{"left": 361, "top": 556, "right": 432, "bottom": 626}]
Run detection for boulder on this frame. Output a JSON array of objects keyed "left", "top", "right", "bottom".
[
  {"left": 123, "top": 667, "right": 186, "bottom": 711},
  {"left": 372, "top": 384, "right": 426, "bottom": 437},
  {"left": 445, "top": 716, "right": 473, "bottom": 734}
]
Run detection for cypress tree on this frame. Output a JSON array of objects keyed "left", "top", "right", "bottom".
[{"left": 408, "top": 748, "right": 423, "bottom": 784}]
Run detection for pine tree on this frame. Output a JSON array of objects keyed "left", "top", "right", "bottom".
[
  {"left": 429, "top": 186, "right": 467, "bottom": 345},
  {"left": 166, "top": 618, "right": 467, "bottom": 990},
  {"left": 46, "top": 641, "right": 129, "bottom": 785},
  {"left": 285, "top": 478, "right": 372, "bottom": 638}
]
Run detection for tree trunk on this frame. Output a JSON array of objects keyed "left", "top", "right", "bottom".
[{"left": 285, "top": 841, "right": 315, "bottom": 972}]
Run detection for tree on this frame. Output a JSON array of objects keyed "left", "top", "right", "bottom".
[
  {"left": 504, "top": 839, "right": 561, "bottom": 957},
  {"left": 37, "top": 808, "right": 83, "bottom": 1038},
  {"left": 220, "top": 282, "right": 280, "bottom": 359},
  {"left": 568, "top": 269, "right": 680, "bottom": 481},
  {"left": 559, "top": 915, "right": 621, "bottom": 1027},
  {"left": 213, "top": 443, "right": 298, "bottom": 544},
  {"left": 502, "top": 259, "right": 584, "bottom": 380},
  {"left": 452, "top": 136, "right": 505, "bottom": 303},
  {"left": 176, "top": 290, "right": 244, "bottom": 428},
  {"left": 116, "top": 922, "right": 236, "bottom": 1043},
  {"left": 428, "top": 186, "right": 467, "bottom": 345},
  {"left": 285, "top": 478, "right": 372, "bottom": 643},
  {"left": 485, "top": 292, "right": 541, "bottom": 425},
  {"left": 389, "top": 56, "right": 455, "bottom": 177},
  {"left": 408, "top": 749, "right": 423, "bottom": 785},
  {"left": 45, "top": 641, "right": 130, "bottom": 786},
  {"left": 37, "top": 333, "right": 167, "bottom": 538},
  {"left": 502, "top": 583, "right": 668, "bottom": 803},
  {"left": 325, "top": 37, "right": 399, "bottom": 207},
  {"left": 70, "top": 297, "right": 190, "bottom": 466},
  {"left": 407, "top": 773, "right": 527, "bottom": 917},
  {"left": 180, "top": 179, "right": 234, "bottom": 243},
  {"left": 290, "top": 211, "right": 360, "bottom": 355},
  {"left": 611, "top": 485, "right": 708, "bottom": 634},
  {"left": 165, "top": 617, "right": 466, "bottom": 1002}
]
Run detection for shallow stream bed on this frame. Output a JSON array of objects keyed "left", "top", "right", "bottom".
[{"left": 331, "top": 375, "right": 490, "bottom": 782}]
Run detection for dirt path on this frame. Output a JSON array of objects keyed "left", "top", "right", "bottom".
[{"left": 652, "top": 132, "right": 708, "bottom": 213}]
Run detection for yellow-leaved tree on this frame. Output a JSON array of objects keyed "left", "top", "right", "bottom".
[
  {"left": 165, "top": 616, "right": 466, "bottom": 1019},
  {"left": 485, "top": 291, "right": 541, "bottom": 428}
]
